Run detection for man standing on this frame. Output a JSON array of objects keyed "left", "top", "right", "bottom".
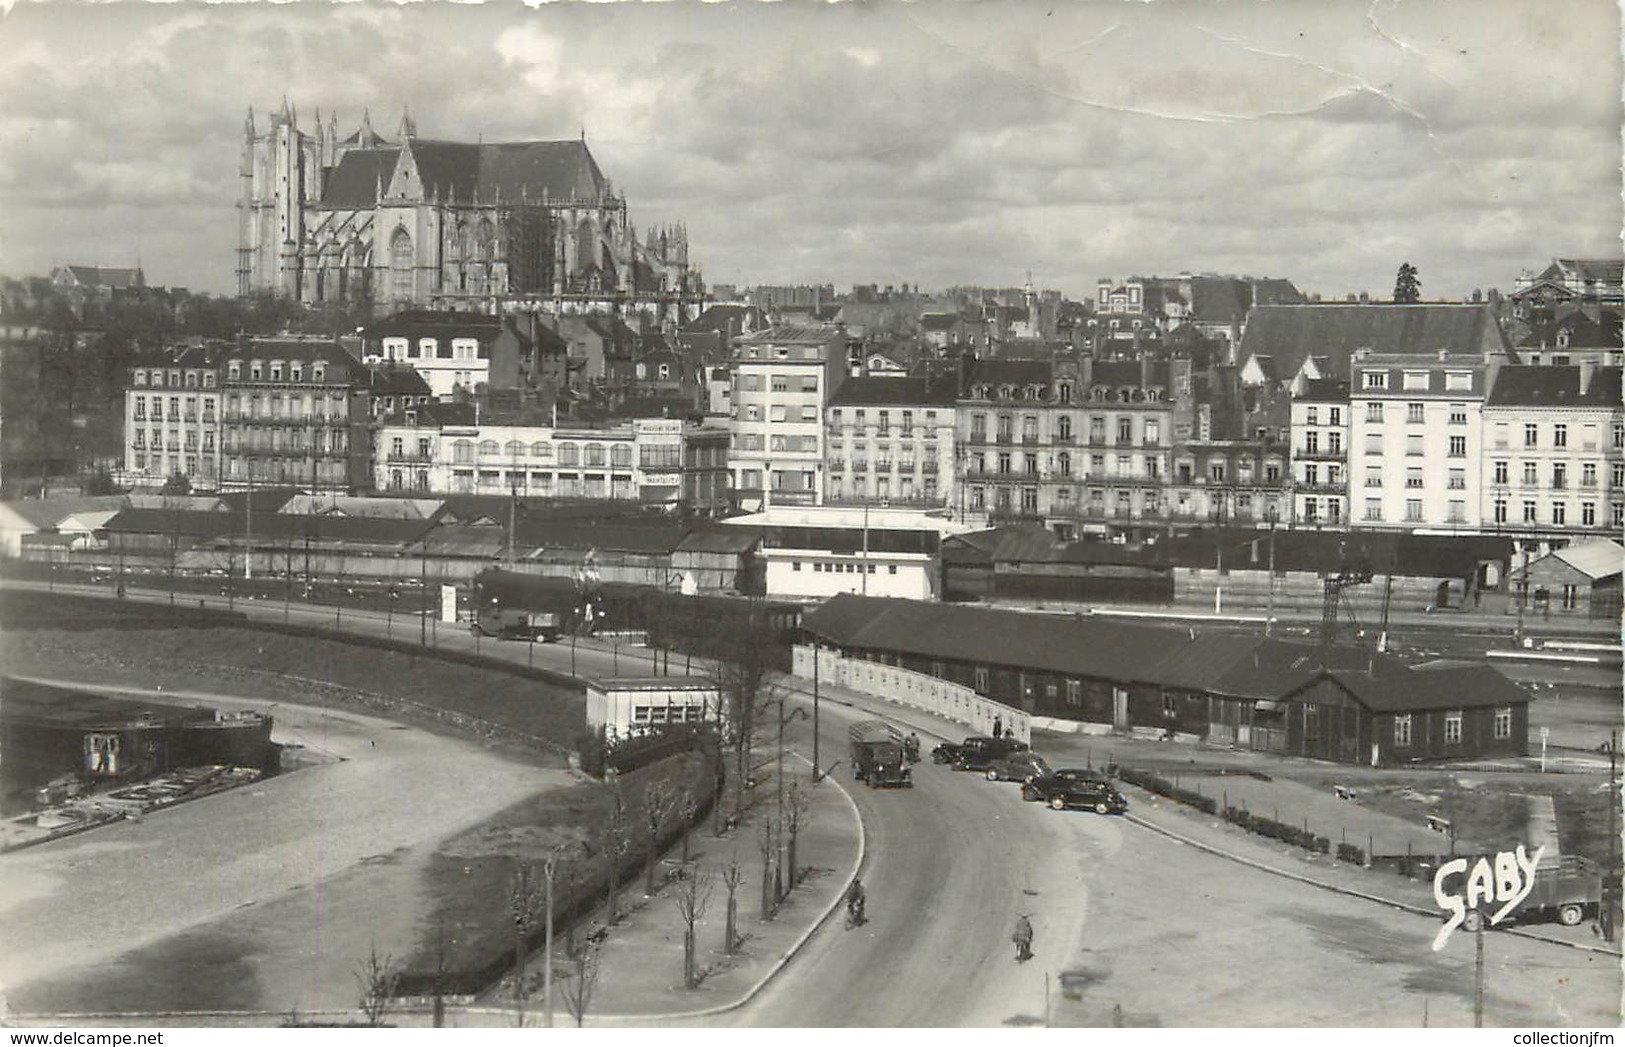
[{"left": 1012, "top": 913, "right": 1034, "bottom": 962}]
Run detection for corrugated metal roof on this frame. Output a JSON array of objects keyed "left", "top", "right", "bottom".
[{"left": 1551, "top": 538, "right": 1624, "bottom": 581}]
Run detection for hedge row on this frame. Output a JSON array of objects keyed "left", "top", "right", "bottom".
[
  {"left": 1115, "top": 767, "right": 1219, "bottom": 815},
  {"left": 1224, "top": 807, "right": 1331, "bottom": 853}
]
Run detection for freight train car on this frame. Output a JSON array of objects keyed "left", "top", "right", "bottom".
[{"left": 471, "top": 569, "right": 803, "bottom": 668}]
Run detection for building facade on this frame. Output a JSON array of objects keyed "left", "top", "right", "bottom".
[
  {"left": 219, "top": 338, "right": 374, "bottom": 494},
  {"left": 1349, "top": 352, "right": 1494, "bottom": 532},
  {"left": 1288, "top": 378, "right": 1350, "bottom": 528},
  {"left": 1480, "top": 364, "right": 1625, "bottom": 541},
  {"left": 122, "top": 347, "right": 223, "bottom": 491},
  {"left": 728, "top": 324, "right": 848, "bottom": 509},
  {"left": 375, "top": 410, "right": 730, "bottom": 512},
  {"left": 825, "top": 376, "right": 957, "bottom": 510},
  {"left": 957, "top": 356, "right": 1194, "bottom": 540}
]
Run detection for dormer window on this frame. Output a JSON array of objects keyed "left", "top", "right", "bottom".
[
  {"left": 313, "top": 362, "right": 326, "bottom": 382},
  {"left": 168, "top": 370, "right": 181, "bottom": 386},
  {"left": 134, "top": 371, "right": 147, "bottom": 386},
  {"left": 185, "top": 372, "right": 198, "bottom": 388},
  {"left": 270, "top": 361, "right": 284, "bottom": 382},
  {"left": 404, "top": 410, "right": 417, "bottom": 426},
  {"left": 228, "top": 361, "right": 242, "bottom": 381},
  {"left": 291, "top": 363, "right": 304, "bottom": 382},
  {"left": 998, "top": 385, "right": 1012, "bottom": 399},
  {"left": 250, "top": 362, "right": 263, "bottom": 381}
]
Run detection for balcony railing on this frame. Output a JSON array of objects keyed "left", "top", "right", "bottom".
[
  {"left": 387, "top": 452, "right": 434, "bottom": 464},
  {"left": 1295, "top": 449, "right": 1346, "bottom": 461}
]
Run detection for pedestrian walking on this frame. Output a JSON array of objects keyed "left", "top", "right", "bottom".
[
  {"left": 1012, "top": 913, "right": 1033, "bottom": 962},
  {"left": 992, "top": 715, "right": 1003, "bottom": 740}
]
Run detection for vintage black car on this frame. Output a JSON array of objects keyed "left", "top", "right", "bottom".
[
  {"left": 982, "top": 750, "right": 1052, "bottom": 783},
  {"left": 1021, "top": 769, "right": 1129, "bottom": 814},
  {"left": 940, "top": 735, "right": 1030, "bottom": 772}
]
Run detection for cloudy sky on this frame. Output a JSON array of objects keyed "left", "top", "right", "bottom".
[{"left": 1, "top": 0, "right": 1619, "bottom": 301}]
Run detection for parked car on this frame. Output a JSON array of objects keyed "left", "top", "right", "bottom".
[
  {"left": 1019, "top": 768, "right": 1109, "bottom": 801},
  {"left": 945, "top": 735, "right": 1030, "bottom": 772},
  {"left": 983, "top": 751, "right": 1052, "bottom": 783},
  {"left": 1022, "top": 770, "right": 1128, "bottom": 814}
]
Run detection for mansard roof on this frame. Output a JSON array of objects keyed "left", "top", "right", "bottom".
[
  {"left": 1238, "top": 303, "right": 1511, "bottom": 386},
  {"left": 320, "top": 139, "right": 609, "bottom": 210},
  {"left": 1485, "top": 365, "right": 1623, "bottom": 408},
  {"left": 829, "top": 375, "right": 959, "bottom": 408}
]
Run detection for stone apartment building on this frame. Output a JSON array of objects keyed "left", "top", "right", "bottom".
[
  {"left": 1481, "top": 364, "right": 1625, "bottom": 541},
  {"left": 1349, "top": 352, "right": 1494, "bottom": 532},
  {"left": 824, "top": 375, "right": 958, "bottom": 509},
  {"left": 1288, "top": 377, "right": 1349, "bottom": 527},
  {"left": 122, "top": 346, "right": 223, "bottom": 491},
  {"left": 957, "top": 355, "right": 1195, "bottom": 540},
  {"left": 727, "top": 323, "right": 848, "bottom": 509}
]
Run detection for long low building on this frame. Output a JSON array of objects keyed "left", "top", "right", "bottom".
[{"left": 801, "top": 594, "right": 1531, "bottom": 767}]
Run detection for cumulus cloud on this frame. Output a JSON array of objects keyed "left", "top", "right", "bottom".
[{"left": 0, "top": 0, "right": 1616, "bottom": 298}]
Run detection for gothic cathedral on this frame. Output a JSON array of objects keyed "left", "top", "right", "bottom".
[{"left": 236, "top": 101, "right": 703, "bottom": 317}]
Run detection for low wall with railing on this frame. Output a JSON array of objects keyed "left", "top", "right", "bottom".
[{"left": 791, "top": 644, "right": 1030, "bottom": 744}]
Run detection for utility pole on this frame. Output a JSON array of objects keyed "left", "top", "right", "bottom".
[
  {"left": 1266, "top": 521, "right": 1276, "bottom": 634},
  {"left": 1514, "top": 543, "right": 1531, "bottom": 647},
  {"left": 1473, "top": 916, "right": 1484, "bottom": 1027},
  {"left": 1606, "top": 729, "right": 1619, "bottom": 942},
  {"left": 812, "top": 641, "right": 821, "bottom": 781},
  {"left": 861, "top": 503, "right": 870, "bottom": 597}
]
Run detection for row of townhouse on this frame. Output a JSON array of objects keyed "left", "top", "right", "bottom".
[
  {"left": 374, "top": 402, "right": 731, "bottom": 513},
  {"left": 120, "top": 338, "right": 374, "bottom": 495},
  {"left": 1291, "top": 353, "right": 1624, "bottom": 543},
  {"left": 723, "top": 322, "right": 1623, "bottom": 546}
]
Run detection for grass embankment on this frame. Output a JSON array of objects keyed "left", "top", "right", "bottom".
[{"left": 1, "top": 590, "right": 720, "bottom": 994}]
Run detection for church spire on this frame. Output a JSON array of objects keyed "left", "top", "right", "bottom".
[
  {"left": 244, "top": 106, "right": 256, "bottom": 139},
  {"left": 398, "top": 106, "right": 417, "bottom": 140}
]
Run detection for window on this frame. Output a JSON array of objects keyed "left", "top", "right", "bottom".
[
  {"left": 1444, "top": 713, "right": 1462, "bottom": 744},
  {"left": 1449, "top": 407, "right": 1467, "bottom": 425},
  {"left": 1364, "top": 498, "right": 1383, "bottom": 522},
  {"left": 1407, "top": 403, "right": 1425, "bottom": 423},
  {"left": 1445, "top": 371, "right": 1473, "bottom": 392},
  {"left": 1305, "top": 464, "right": 1319, "bottom": 487},
  {"left": 1405, "top": 499, "right": 1423, "bottom": 522},
  {"left": 970, "top": 413, "right": 987, "bottom": 440},
  {"left": 1583, "top": 502, "right": 1596, "bottom": 526},
  {"left": 973, "top": 667, "right": 990, "bottom": 692},
  {"left": 1552, "top": 463, "right": 1567, "bottom": 490},
  {"left": 1394, "top": 715, "right": 1412, "bottom": 747},
  {"left": 1402, "top": 371, "right": 1428, "bottom": 391},
  {"left": 1405, "top": 435, "right": 1424, "bottom": 457},
  {"left": 1363, "top": 371, "right": 1388, "bottom": 390},
  {"left": 1582, "top": 462, "right": 1598, "bottom": 487},
  {"left": 1522, "top": 500, "right": 1537, "bottom": 523},
  {"left": 1447, "top": 499, "right": 1465, "bottom": 523},
  {"left": 1493, "top": 708, "right": 1511, "bottom": 740},
  {"left": 1554, "top": 424, "right": 1568, "bottom": 448},
  {"left": 1493, "top": 498, "right": 1507, "bottom": 524},
  {"left": 1523, "top": 461, "right": 1539, "bottom": 486},
  {"left": 1562, "top": 583, "right": 1579, "bottom": 610},
  {"left": 1305, "top": 407, "right": 1319, "bottom": 426},
  {"left": 1405, "top": 467, "right": 1423, "bottom": 488},
  {"left": 1447, "top": 468, "right": 1465, "bottom": 490},
  {"left": 1304, "top": 431, "right": 1319, "bottom": 454},
  {"left": 1524, "top": 423, "right": 1538, "bottom": 448},
  {"left": 1162, "top": 694, "right": 1177, "bottom": 720},
  {"left": 1366, "top": 402, "right": 1384, "bottom": 423},
  {"left": 1614, "top": 462, "right": 1625, "bottom": 489},
  {"left": 1552, "top": 502, "right": 1566, "bottom": 525},
  {"left": 1329, "top": 407, "right": 1342, "bottom": 426},
  {"left": 1448, "top": 436, "right": 1466, "bottom": 458},
  {"left": 1493, "top": 461, "right": 1508, "bottom": 485}
]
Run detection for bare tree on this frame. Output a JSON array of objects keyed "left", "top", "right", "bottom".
[
  {"left": 508, "top": 861, "right": 546, "bottom": 1027},
  {"left": 705, "top": 609, "right": 786, "bottom": 828},
  {"left": 670, "top": 865, "right": 716, "bottom": 989},
  {"left": 721, "top": 852, "right": 743, "bottom": 955},
  {"left": 676, "top": 787, "right": 700, "bottom": 864},
  {"left": 757, "top": 818, "right": 777, "bottom": 921},
  {"left": 642, "top": 778, "right": 676, "bottom": 896},
  {"left": 602, "top": 783, "right": 633, "bottom": 925},
  {"left": 557, "top": 942, "right": 601, "bottom": 1029},
  {"left": 561, "top": 856, "right": 583, "bottom": 959},
  {"left": 785, "top": 776, "right": 812, "bottom": 891},
  {"left": 355, "top": 943, "right": 400, "bottom": 1027}
]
